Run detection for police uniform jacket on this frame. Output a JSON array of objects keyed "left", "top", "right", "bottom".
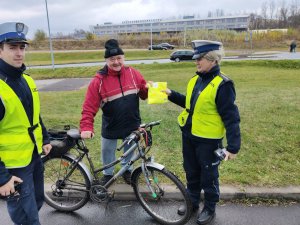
[
  {"left": 168, "top": 65, "right": 241, "bottom": 153},
  {"left": 0, "top": 59, "right": 50, "bottom": 186}
]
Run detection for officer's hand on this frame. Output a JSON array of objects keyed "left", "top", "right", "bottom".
[
  {"left": 161, "top": 88, "right": 172, "bottom": 96},
  {"left": 0, "top": 176, "right": 23, "bottom": 197},
  {"left": 224, "top": 149, "right": 237, "bottom": 161},
  {"left": 43, "top": 143, "right": 52, "bottom": 155},
  {"left": 81, "top": 131, "right": 94, "bottom": 139}
]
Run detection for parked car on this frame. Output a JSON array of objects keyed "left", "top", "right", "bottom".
[
  {"left": 170, "top": 50, "right": 194, "bottom": 62},
  {"left": 159, "top": 43, "right": 175, "bottom": 50},
  {"left": 148, "top": 44, "right": 168, "bottom": 50},
  {"left": 148, "top": 43, "right": 175, "bottom": 50}
]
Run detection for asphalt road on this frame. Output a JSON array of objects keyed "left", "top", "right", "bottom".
[
  {"left": 36, "top": 78, "right": 91, "bottom": 92},
  {"left": 0, "top": 200, "right": 299, "bottom": 225},
  {"left": 27, "top": 51, "right": 300, "bottom": 70}
]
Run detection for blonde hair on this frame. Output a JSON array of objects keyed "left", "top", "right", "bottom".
[{"left": 203, "top": 48, "right": 224, "bottom": 64}]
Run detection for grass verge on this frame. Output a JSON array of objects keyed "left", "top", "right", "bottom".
[
  {"left": 36, "top": 60, "right": 300, "bottom": 187},
  {"left": 25, "top": 49, "right": 173, "bottom": 66}
]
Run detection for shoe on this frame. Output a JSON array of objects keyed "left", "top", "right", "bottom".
[
  {"left": 177, "top": 204, "right": 199, "bottom": 215},
  {"left": 99, "top": 175, "right": 113, "bottom": 186},
  {"left": 122, "top": 170, "right": 132, "bottom": 185},
  {"left": 196, "top": 208, "right": 216, "bottom": 225}
]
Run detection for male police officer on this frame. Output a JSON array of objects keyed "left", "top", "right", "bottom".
[
  {"left": 164, "top": 40, "right": 241, "bottom": 224},
  {"left": 0, "top": 22, "right": 52, "bottom": 225}
]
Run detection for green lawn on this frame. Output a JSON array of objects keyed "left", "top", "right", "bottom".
[
  {"left": 34, "top": 60, "right": 300, "bottom": 187},
  {"left": 24, "top": 50, "right": 173, "bottom": 66}
]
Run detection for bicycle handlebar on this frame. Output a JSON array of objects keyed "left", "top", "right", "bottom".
[
  {"left": 140, "top": 120, "right": 161, "bottom": 129},
  {"left": 116, "top": 120, "right": 161, "bottom": 151}
]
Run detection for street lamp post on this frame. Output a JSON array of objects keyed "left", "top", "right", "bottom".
[
  {"left": 150, "top": 23, "right": 153, "bottom": 50},
  {"left": 45, "top": 0, "right": 55, "bottom": 70},
  {"left": 183, "top": 26, "right": 186, "bottom": 47}
]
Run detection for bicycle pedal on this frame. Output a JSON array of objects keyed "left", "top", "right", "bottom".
[{"left": 108, "top": 190, "right": 115, "bottom": 199}]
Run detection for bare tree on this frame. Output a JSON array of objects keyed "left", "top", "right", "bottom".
[
  {"left": 249, "top": 13, "right": 264, "bottom": 30},
  {"left": 289, "top": 0, "right": 299, "bottom": 17},
  {"left": 267, "top": 0, "right": 276, "bottom": 28},
  {"left": 289, "top": 0, "right": 300, "bottom": 27},
  {"left": 249, "top": 13, "right": 258, "bottom": 30},
  {"left": 243, "top": 0, "right": 300, "bottom": 29},
  {"left": 278, "top": 0, "right": 289, "bottom": 27},
  {"left": 261, "top": 1, "right": 268, "bottom": 28},
  {"left": 269, "top": 0, "right": 276, "bottom": 19}
]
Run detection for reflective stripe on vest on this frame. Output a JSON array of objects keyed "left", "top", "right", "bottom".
[
  {"left": 0, "top": 74, "right": 43, "bottom": 168},
  {"left": 178, "top": 75, "right": 225, "bottom": 139}
]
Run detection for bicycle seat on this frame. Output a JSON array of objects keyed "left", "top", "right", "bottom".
[{"left": 67, "top": 129, "right": 81, "bottom": 140}]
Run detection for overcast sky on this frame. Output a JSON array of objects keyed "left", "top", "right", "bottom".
[{"left": 0, "top": 0, "right": 295, "bottom": 38}]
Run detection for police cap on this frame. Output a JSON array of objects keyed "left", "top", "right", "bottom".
[
  {"left": 191, "top": 40, "right": 222, "bottom": 59},
  {"left": 0, "top": 22, "right": 29, "bottom": 44}
]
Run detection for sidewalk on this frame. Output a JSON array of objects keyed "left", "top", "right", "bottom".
[
  {"left": 106, "top": 184, "right": 300, "bottom": 201},
  {"left": 35, "top": 78, "right": 91, "bottom": 92}
]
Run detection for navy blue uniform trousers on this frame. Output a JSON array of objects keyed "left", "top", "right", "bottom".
[
  {"left": 6, "top": 151, "right": 44, "bottom": 225},
  {"left": 182, "top": 132, "right": 221, "bottom": 212}
]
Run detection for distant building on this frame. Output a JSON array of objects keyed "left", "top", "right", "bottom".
[{"left": 91, "top": 15, "right": 250, "bottom": 37}]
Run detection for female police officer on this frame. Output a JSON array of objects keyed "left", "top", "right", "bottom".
[{"left": 164, "top": 40, "right": 241, "bottom": 225}]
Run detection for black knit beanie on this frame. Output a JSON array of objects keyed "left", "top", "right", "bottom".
[{"left": 104, "top": 39, "right": 124, "bottom": 58}]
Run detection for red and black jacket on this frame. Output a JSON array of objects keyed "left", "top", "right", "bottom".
[{"left": 80, "top": 65, "right": 148, "bottom": 139}]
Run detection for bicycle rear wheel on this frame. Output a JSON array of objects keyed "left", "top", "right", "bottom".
[
  {"left": 132, "top": 167, "right": 192, "bottom": 225},
  {"left": 43, "top": 155, "right": 91, "bottom": 211}
]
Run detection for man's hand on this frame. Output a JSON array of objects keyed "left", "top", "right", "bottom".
[
  {"left": 147, "top": 81, "right": 154, "bottom": 87},
  {"left": 43, "top": 143, "right": 52, "bottom": 155},
  {"left": 81, "top": 131, "right": 94, "bottom": 139},
  {"left": 0, "top": 176, "right": 23, "bottom": 197},
  {"left": 224, "top": 149, "right": 237, "bottom": 161}
]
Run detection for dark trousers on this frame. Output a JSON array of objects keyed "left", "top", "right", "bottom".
[
  {"left": 290, "top": 45, "right": 296, "bottom": 52},
  {"left": 7, "top": 151, "right": 44, "bottom": 225},
  {"left": 182, "top": 133, "right": 220, "bottom": 212}
]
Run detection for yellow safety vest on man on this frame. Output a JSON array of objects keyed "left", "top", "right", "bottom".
[
  {"left": 0, "top": 74, "right": 43, "bottom": 168},
  {"left": 178, "top": 74, "right": 226, "bottom": 139}
]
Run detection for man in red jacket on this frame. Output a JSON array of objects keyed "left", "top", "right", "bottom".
[{"left": 80, "top": 39, "right": 148, "bottom": 185}]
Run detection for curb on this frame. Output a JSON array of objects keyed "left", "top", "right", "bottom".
[
  {"left": 107, "top": 184, "right": 300, "bottom": 201},
  {"left": 219, "top": 186, "right": 300, "bottom": 200},
  {"left": 44, "top": 183, "right": 300, "bottom": 201}
]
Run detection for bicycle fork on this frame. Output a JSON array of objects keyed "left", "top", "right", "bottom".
[{"left": 141, "top": 160, "right": 159, "bottom": 199}]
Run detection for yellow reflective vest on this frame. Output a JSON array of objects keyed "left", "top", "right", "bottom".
[
  {"left": 0, "top": 74, "right": 43, "bottom": 168},
  {"left": 178, "top": 74, "right": 225, "bottom": 139}
]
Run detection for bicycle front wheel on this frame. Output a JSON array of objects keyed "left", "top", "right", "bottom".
[
  {"left": 132, "top": 167, "right": 192, "bottom": 225},
  {"left": 43, "top": 155, "right": 91, "bottom": 212}
]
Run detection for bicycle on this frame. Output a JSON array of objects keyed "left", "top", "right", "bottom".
[{"left": 43, "top": 121, "right": 192, "bottom": 225}]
